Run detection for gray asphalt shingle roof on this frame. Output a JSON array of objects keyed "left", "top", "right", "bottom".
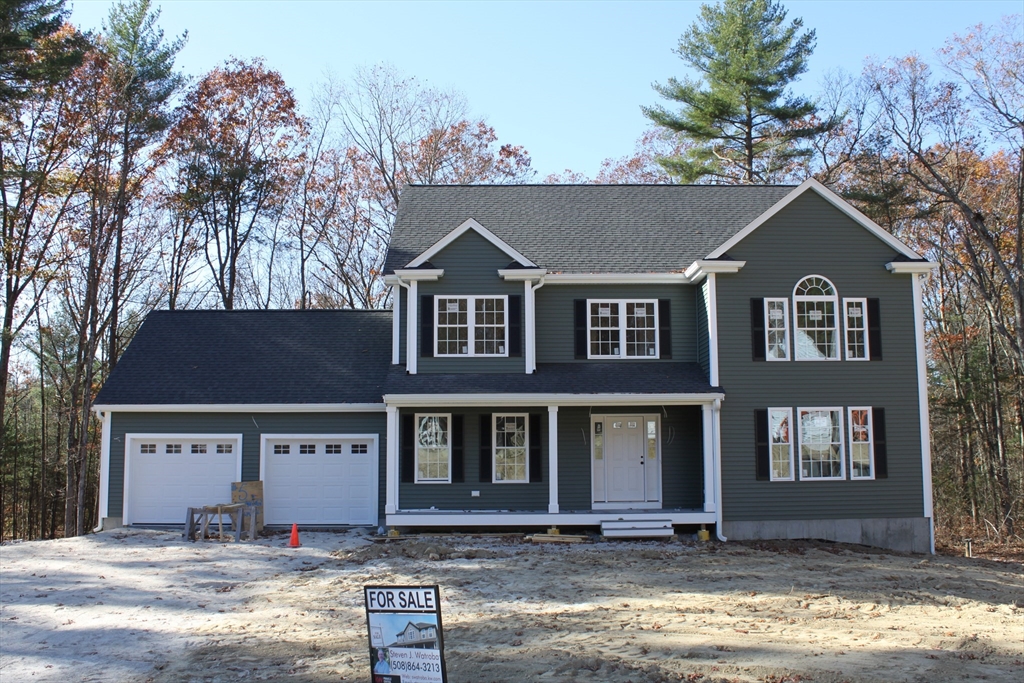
[
  {"left": 384, "top": 362, "right": 716, "bottom": 395},
  {"left": 94, "top": 310, "right": 392, "bottom": 405},
  {"left": 384, "top": 184, "right": 795, "bottom": 274}
]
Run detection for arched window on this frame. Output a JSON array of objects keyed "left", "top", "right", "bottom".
[{"left": 793, "top": 275, "right": 839, "bottom": 360}]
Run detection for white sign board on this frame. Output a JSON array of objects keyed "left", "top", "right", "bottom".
[{"left": 365, "top": 585, "right": 447, "bottom": 683}]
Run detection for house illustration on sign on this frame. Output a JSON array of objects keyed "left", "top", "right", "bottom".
[
  {"left": 93, "top": 178, "right": 938, "bottom": 553},
  {"left": 392, "top": 622, "right": 438, "bottom": 649}
]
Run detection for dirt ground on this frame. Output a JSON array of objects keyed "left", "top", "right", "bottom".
[{"left": 1, "top": 529, "right": 1021, "bottom": 683}]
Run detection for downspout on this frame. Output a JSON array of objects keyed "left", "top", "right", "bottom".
[
  {"left": 713, "top": 398, "right": 727, "bottom": 541},
  {"left": 92, "top": 408, "right": 111, "bottom": 533},
  {"left": 529, "top": 276, "right": 546, "bottom": 373}
]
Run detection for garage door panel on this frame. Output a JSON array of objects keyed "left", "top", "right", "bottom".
[
  {"left": 263, "top": 438, "right": 377, "bottom": 525},
  {"left": 127, "top": 437, "right": 239, "bottom": 524}
]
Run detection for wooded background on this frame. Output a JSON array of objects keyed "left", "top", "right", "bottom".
[{"left": 2, "top": 0, "right": 1020, "bottom": 547}]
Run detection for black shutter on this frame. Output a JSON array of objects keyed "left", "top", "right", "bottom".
[
  {"left": 451, "top": 415, "right": 464, "bottom": 482},
  {"left": 420, "top": 294, "right": 434, "bottom": 358},
  {"left": 400, "top": 414, "right": 415, "bottom": 483},
  {"left": 755, "top": 409, "right": 770, "bottom": 481},
  {"left": 478, "top": 413, "right": 492, "bottom": 482},
  {"left": 574, "top": 299, "right": 587, "bottom": 359},
  {"left": 751, "top": 298, "right": 766, "bottom": 361},
  {"left": 658, "top": 299, "right": 672, "bottom": 359},
  {"left": 873, "top": 407, "right": 888, "bottom": 479},
  {"left": 867, "top": 298, "right": 882, "bottom": 360},
  {"left": 508, "top": 295, "right": 522, "bottom": 357},
  {"left": 529, "top": 413, "right": 543, "bottom": 483}
]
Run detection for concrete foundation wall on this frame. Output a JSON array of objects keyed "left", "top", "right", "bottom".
[{"left": 722, "top": 517, "right": 932, "bottom": 554}]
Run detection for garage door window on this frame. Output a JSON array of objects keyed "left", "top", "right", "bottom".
[
  {"left": 352, "top": 444, "right": 368, "bottom": 454},
  {"left": 216, "top": 444, "right": 232, "bottom": 453},
  {"left": 140, "top": 443, "right": 156, "bottom": 454},
  {"left": 326, "top": 444, "right": 342, "bottom": 454},
  {"left": 300, "top": 444, "right": 316, "bottom": 454},
  {"left": 274, "top": 444, "right": 290, "bottom": 455},
  {"left": 191, "top": 444, "right": 207, "bottom": 454},
  {"left": 166, "top": 444, "right": 181, "bottom": 454}
]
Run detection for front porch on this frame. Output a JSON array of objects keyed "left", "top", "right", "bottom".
[{"left": 381, "top": 393, "right": 724, "bottom": 530}]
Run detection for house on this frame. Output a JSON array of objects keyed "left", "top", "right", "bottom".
[
  {"left": 391, "top": 622, "right": 438, "bottom": 649},
  {"left": 93, "top": 178, "right": 937, "bottom": 553}
]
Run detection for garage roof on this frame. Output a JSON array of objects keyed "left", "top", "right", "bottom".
[{"left": 95, "top": 310, "right": 392, "bottom": 406}]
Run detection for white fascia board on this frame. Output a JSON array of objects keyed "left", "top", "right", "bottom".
[
  {"left": 383, "top": 393, "right": 724, "bottom": 407},
  {"left": 392, "top": 268, "right": 444, "bottom": 281},
  {"left": 684, "top": 260, "right": 747, "bottom": 282},
  {"left": 93, "top": 403, "right": 386, "bottom": 413},
  {"left": 707, "top": 178, "right": 923, "bottom": 261},
  {"left": 543, "top": 273, "right": 690, "bottom": 285},
  {"left": 498, "top": 268, "right": 547, "bottom": 281},
  {"left": 405, "top": 218, "right": 536, "bottom": 268},
  {"left": 383, "top": 274, "right": 401, "bottom": 286},
  {"left": 886, "top": 261, "right": 939, "bottom": 274}
]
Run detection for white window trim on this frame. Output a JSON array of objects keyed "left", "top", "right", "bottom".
[
  {"left": 793, "top": 275, "right": 840, "bottom": 362},
  {"left": 767, "top": 407, "right": 795, "bottom": 482},
  {"left": 586, "top": 299, "right": 660, "bottom": 360},
  {"left": 414, "top": 413, "right": 452, "bottom": 484},
  {"left": 843, "top": 297, "right": 870, "bottom": 361},
  {"left": 764, "top": 298, "right": 790, "bottom": 362},
  {"left": 848, "top": 406, "right": 876, "bottom": 480},
  {"left": 797, "top": 406, "right": 846, "bottom": 481},
  {"left": 492, "top": 413, "right": 529, "bottom": 484},
  {"left": 434, "top": 295, "right": 509, "bottom": 357}
]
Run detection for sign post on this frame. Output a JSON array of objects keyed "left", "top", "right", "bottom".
[{"left": 364, "top": 585, "right": 448, "bottom": 683}]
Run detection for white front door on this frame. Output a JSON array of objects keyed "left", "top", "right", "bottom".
[
  {"left": 592, "top": 415, "right": 662, "bottom": 507},
  {"left": 262, "top": 436, "right": 378, "bottom": 525}
]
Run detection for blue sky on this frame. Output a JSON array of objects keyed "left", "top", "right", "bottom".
[{"left": 68, "top": 1, "right": 1021, "bottom": 178}]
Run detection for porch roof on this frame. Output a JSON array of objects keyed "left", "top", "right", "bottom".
[{"left": 384, "top": 361, "right": 718, "bottom": 399}]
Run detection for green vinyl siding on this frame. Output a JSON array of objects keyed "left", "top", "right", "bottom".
[
  {"left": 108, "top": 411, "right": 387, "bottom": 522},
  {"left": 415, "top": 230, "right": 525, "bottom": 373},
  {"left": 535, "top": 284, "right": 697, "bottom": 363},
  {"left": 398, "top": 407, "right": 548, "bottom": 511},
  {"left": 715, "top": 191, "right": 924, "bottom": 521},
  {"left": 400, "top": 405, "right": 704, "bottom": 512}
]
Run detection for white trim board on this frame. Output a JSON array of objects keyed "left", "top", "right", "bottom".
[
  {"left": 386, "top": 510, "right": 717, "bottom": 527},
  {"left": 707, "top": 178, "right": 923, "bottom": 261},
  {"left": 93, "top": 403, "right": 386, "bottom": 413},
  {"left": 383, "top": 393, "right": 724, "bottom": 407},
  {"left": 543, "top": 273, "right": 690, "bottom": 285},
  {"left": 406, "top": 218, "right": 536, "bottom": 268}
]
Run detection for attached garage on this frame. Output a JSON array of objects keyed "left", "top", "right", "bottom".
[
  {"left": 124, "top": 434, "right": 242, "bottom": 525},
  {"left": 261, "top": 434, "right": 378, "bottom": 525}
]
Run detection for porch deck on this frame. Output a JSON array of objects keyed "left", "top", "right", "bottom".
[{"left": 386, "top": 508, "right": 715, "bottom": 527}]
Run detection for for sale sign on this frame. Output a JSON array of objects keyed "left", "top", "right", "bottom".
[{"left": 364, "top": 586, "right": 448, "bottom": 683}]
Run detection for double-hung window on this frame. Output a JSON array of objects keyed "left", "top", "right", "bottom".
[
  {"left": 415, "top": 414, "right": 451, "bottom": 483},
  {"left": 588, "top": 299, "right": 658, "bottom": 359},
  {"left": 798, "top": 408, "right": 844, "bottom": 479},
  {"left": 848, "top": 407, "right": 874, "bottom": 479},
  {"left": 793, "top": 276, "right": 839, "bottom": 360},
  {"left": 764, "top": 298, "right": 790, "bottom": 361},
  {"left": 493, "top": 414, "right": 528, "bottom": 483},
  {"left": 844, "top": 298, "right": 869, "bottom": 360},
  {"left": 436, "top": 296, "right": 507, "bottom": 356},
  {"left": 768, "top": 408, "right": 794, "bottom": 481}
]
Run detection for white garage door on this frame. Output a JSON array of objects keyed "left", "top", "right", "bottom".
[
  {"left": 126, "top": 435, "right": 241, "bottom": 524},
  {"left": 262, "top": 436, "right": 377, "bottom": 525}
]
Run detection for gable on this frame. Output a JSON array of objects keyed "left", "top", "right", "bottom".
[
  {"left": 404, "top": 218, "right": 535, "bottom": 270},
  {"left": 707, "top": 179, "right": 921, "bottom": 261}
]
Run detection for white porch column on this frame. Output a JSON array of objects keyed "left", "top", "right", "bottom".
[
  {"left": 713, "top": 399, "right": 727, "bottom": 541},
  {"left": 912, "top": 273, "right": 935, "bottom": 553},
  {"left": 385, "top": 405, "right": 399, "bottom": 514},
  {"left": 706, "top": 272, "right": 720, "bottom": 386},
  {"left": 406, "top": 280, "right": 418, "bottom": 374},
  {"left": 391, "top": 285, "right": 401, "bottom": 365},
  {"left": 701, "top": 403, "right": 716, "bottom": 513},
  {"left": 524, "top": 279, "right": 535, "bottom": 374},
  {"left": 547, "top": 406, "right": 559, "bottom": 514}
]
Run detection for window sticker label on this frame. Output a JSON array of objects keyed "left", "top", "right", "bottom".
[
  {"left": 446, "top": 302, "right": 459, "bottom": 312},
  {"left": 809, "top": 310, "right": 824, "bottom": 321},
  {"left": 627, "top": 421, "right": 637, "bottom": 429},
  {"left": 848, "top": 306, "right": 862, "bottom": 317},
  {"left": 365, "top": 585, "right": 448, "bottom": 683},
  {"left": 769, "top": 309, "right": 785, "bottom": 320}
]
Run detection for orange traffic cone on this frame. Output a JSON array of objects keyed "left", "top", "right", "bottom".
[{"left": 288, "top": 523, "right": 301, "bottom": 547}]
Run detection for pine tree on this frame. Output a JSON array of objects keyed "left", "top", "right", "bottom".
[
  {"left": 643, "top": 0, "right": 834, "bottom": 183},
  {"left": 0, "top": 0, "right": 87, "bottom": 104}
]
